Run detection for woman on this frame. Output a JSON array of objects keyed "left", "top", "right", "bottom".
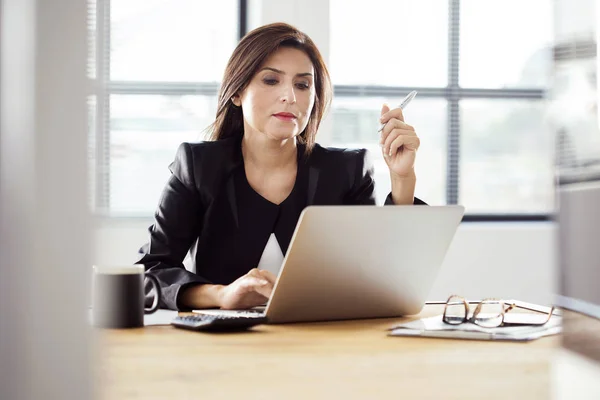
[{"left": 136, "top": 22, "right": 425, "bottom": 311}]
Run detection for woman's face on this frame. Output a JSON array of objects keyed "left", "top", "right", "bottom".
[{"left": 234, "top": 47, "right": 316, "bottom": 142}]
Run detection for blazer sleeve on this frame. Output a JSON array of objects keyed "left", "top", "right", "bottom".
[
  {"left": 136, "top": 143, "right": 210, "bottom": 310},
  {"left": 344, "top": 148, "right": 427, "bottom": 206}
]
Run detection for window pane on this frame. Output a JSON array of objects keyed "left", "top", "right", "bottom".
[
  {"left": 327, "top": 96, "right": 447, "bottom": 205},
  {"left": 108, "top": 95, "right": 216, "bottom": 215},
  {"left": 330, "top": 0, "right": 448, "bottom": 87},
  {"left": 110, "top": 0, "right": 238, "bottom": 82},
  {"left": 460, "top": 0, "right": 552, "bottom": 88},
  {"left": 459, "top": 99, "right": 554, "bottom": 213}
]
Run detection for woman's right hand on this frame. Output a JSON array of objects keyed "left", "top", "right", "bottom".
[{"left": 217, "top": 268, "right": 276, "bottom": 310}]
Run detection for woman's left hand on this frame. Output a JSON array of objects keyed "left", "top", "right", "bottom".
[{"left": 379, "top": 104, "right": 420, "bottom": 178}]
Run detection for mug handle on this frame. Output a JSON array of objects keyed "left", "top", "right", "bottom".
[{"left": 144, "top": 273, "right": 162, "bottom": 314}]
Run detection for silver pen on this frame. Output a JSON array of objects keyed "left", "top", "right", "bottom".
[{"left": 377, "top": 90, "right": 418, "bottom": 132}]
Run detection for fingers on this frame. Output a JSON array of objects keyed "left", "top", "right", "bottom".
[
  {"left": 381, "top": 122, "right": 417, "bottom": 157},
  {"left": 243, "top": 270, "right": 274, "bottom": 296},
  {"left": 247, "top": 268, "right": 276, "bottom": 285},
  {"left": 237, "top": 276, "right": 271, "bottom": 296},
  {"left": 221, "top": 271, "right": 275, "bottom": 309},
  {"left": 253, "top": 282, "right": 273, "bottom": 299},
  {"left": 238, "top": 275, "right": 269, "bottom": 288},
  {"left": 380, "top": 119, "right": 415, "bottom": 145},
  {"left": 258, "top": 269, "right": 277, "bottom": 285},
  {"left": 380, "top": 106, "right": 405, "bottom": 124},
  {"left": 248, "top": 275, "right": 270, "bottom": 287},
  {"left": 380, "top": 103, "right": 391, "bottom": 117},
  {"left": 384, "top": 135, "right": 420, "bottom": 157},
  {"left": 382, "top": 126, "right": 416, "bottom": 151},
  {"left": 221, "top": 289, "right": 268, "bottom": 310}
]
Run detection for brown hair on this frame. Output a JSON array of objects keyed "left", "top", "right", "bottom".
[{"left": 207, "top": 22, "right": 332, "bottom": 154}]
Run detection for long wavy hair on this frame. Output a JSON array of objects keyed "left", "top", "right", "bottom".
[{"left": 206, "top": 22, "right": 332, "bottom": 154}]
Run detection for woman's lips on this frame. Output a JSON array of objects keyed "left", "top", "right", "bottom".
[{"left": 273, "top": 113, "right": 296, "bottom": 122}]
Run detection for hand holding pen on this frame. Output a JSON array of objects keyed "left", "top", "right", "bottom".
[
  {"left": 378, "top": 90, "right": 417, "bottom": 133},
  {"left": 379, "top": 90, "right": 421, "bottom": 179}
]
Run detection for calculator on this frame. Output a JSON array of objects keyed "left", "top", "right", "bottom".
[{"left": 171, "top": 313, "right": 267, "bottom": 332}]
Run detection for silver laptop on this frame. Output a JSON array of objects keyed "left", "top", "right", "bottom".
[{"left": 195, "top": 205, "right": 465, "bottom": 323}]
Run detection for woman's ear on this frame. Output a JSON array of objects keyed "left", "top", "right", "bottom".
[{"left": 231, "top": 94, "right": 241, "bottom": 107}]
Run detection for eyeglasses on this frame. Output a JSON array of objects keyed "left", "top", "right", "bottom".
[{"left": 442, "top": 295, "right": 556, "bottom": 328}]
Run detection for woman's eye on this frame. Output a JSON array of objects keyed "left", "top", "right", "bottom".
[
  {"left": 296, "top": 82, "right": 310, "bottom": 90},
  {"left": 263, "top": 78, "right": 278, "bottom": 85}
]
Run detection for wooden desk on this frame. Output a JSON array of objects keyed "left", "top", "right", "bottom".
[{"left": 97, "top": 305, "right": 557, "bottom": 400}]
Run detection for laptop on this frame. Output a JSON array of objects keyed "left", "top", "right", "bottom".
[{"left": 194, "top": 205, "right": 465, "bottom": 323}]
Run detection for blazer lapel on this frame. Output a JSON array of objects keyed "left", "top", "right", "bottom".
[
  {"left": 304, "top": 143, "right": 322, "bottom": 206},
  {"left": 307, "top": 166, "right": 320, "bottom": 206},
  {"left": 223, "top": 136, "right": 243, "bottom": 229},
  {"left": 226, "top": 177, "right": 239, "bottom": 228}
]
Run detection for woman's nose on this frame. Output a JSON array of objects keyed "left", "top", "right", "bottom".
[{"left": 280, "top": 84, "right": 297, "bottom": 104}]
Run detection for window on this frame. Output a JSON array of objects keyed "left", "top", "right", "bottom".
[
  {"left": 459, "top": 99, "right": 553, "bottom": 213},
  {"left": 329, "top": 0, "right": 554, "bottom": 216},
  {"left": 91, "top": 0, "right": 554, "bottom": 218},
  {"left": 460, "top": 0, "right": 552, "bottom": 89},
  {"left": 330, "top": 0, "right": 448, "bottom": 88},
  {"left": 89, "top": 0, "right": 239, "bottom": 216},
  {"left": 330, "top": 96, "right": 448, "bottom": 206},
  {"left": 110, "top": 0, "right": 237, "bottom": 82},
  {"left": 109, "top": 95, "right": 216, "bottom": 213}
]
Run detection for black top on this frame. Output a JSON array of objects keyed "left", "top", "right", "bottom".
[
  {"left": 209, "top": 146, "right": 308, "bottom": 285},
  {"left": 136, "top": 136, "right": 426, "bottom": 310},
  {"left": 234, "top": 146, "right": 308, "bottom": 259}
]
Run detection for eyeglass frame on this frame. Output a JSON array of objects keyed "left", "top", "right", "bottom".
[{"left": 442, "top": 294, "right": 556, "bottom": 328}]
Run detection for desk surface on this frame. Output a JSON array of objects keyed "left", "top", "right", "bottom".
[{"left": 97, "top": 305, "right": 557, "bottom": 400}]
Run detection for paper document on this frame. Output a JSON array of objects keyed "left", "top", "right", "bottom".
[
  {"left": 87, "top": 308, "right": 178, "bottom": 326},
  {"left": 389, "top": 314, "right": 562, "bottom": 342},
  {"left": 144, "top": 309, "right": 178, "bottom": 326}
]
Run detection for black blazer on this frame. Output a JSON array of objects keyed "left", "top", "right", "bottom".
[{"left": 136, "top": 137, "right": 426, "bottom": 310}]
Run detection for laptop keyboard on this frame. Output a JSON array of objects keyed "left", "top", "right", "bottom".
[
  {"left": 220, "top": 309, "right": 266, "bottom": 318},
  {"left": 192, "top": 307, "right": 266, "bottom": 319}
]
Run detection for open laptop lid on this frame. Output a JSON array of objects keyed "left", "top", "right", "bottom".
[{"left": 265, "top": 205, "right": 464, "bottom": 323}]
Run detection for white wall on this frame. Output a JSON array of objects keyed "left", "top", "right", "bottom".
[
  {"left": 429, "top": 222, "right": 556, "bottom": 305},
  {"left": 93, "top": 220, "right": 557, "bottom": 306}
]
